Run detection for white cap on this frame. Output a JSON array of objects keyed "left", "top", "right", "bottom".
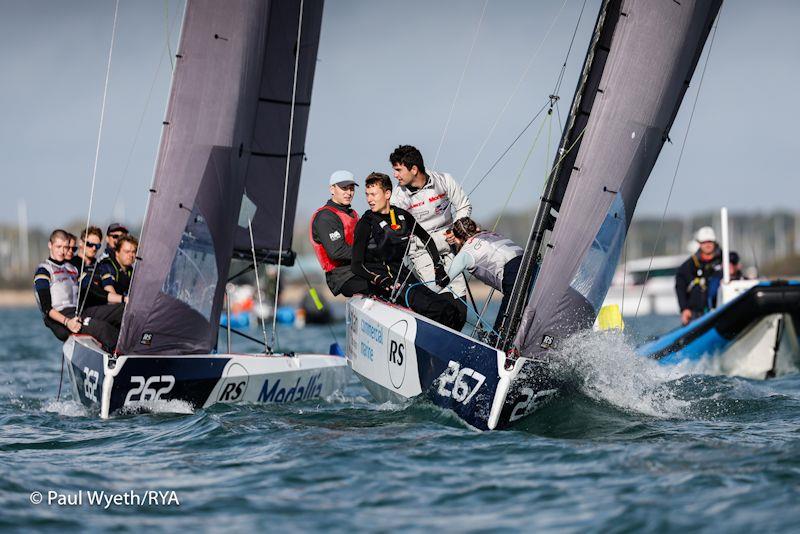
[
  {"left": 694, "top": 226, "right": 716, "bottom": 243},
  {"left": 329, "top": 170, "right": 357, "bottom": 187}
]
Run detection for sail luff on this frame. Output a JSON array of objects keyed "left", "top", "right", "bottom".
[
  {"left": 499, "top": 0, "right": 620, "bottom": 349},
  {"left": 512, "top": 0, "right": 722, "bottom": 359}
]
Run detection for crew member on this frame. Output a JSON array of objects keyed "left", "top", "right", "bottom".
[
  {"left": 65, "top": 233, "right": 77, "bottom": 264},
  {"left": 33, "top": 229, "right": 121, "bottom": 352},
  {"left": 310, "top": 170, "right": 362, "bottom": 296},
  {"left": 100, "top": 223, "right": 128, "bottom": 261},
  {"left": 77, "top": 226, "right": 126, "bottom": 309},
  {"left": 96, "top": 235, "right": 137, "bottom": 297},
  {"left": 446, "top": 217, "right": 523, "bottom": 333},
  {"left": 351, "top": 172, "right": 464, "bottom": 331},
  {"left": 675, "top": 226, "right": 722, "bottom": 325},
  {"left": 728, "top": 251, "right": 747, "bottom": 281},
  {"left": 389, "top": 145, "right": 471, "bottom": 309}
]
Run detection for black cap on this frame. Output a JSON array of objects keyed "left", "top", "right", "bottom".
[
  {"left": 729, "top": 251, "right": 740, "bottom": 264},
  {"left": 107, "top": 222, "right": 129, "bottom": 235}
]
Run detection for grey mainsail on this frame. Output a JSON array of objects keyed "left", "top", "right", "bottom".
[
  {"left": 512, "top": 0, "right": 722, "bottom": 359},
  {"left": 118, "top": 0, "right": 323, "bottom": 355}
]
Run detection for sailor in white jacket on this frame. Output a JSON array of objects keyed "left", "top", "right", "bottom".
[{"left": 389, "top": 145, "right": 471, "bottom": 300}]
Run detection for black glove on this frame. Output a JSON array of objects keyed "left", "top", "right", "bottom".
[
  {"left": 435, "top": 265, "right": 450, "bottom": 288},
  {"left": 372, "top": 274, "right": 393, "bottom": 290}
]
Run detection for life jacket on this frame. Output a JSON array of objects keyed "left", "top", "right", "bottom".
[
  {"left": 460, "top": 231, "right": 523, "bottom": 290},
  {"left": 685, "top": 252, "right": 721, "bottom": 312},
  {"left": 36, "top": 259, "right": 79, "bottom": 311},
  {"left": 310, "top": 205, "right": 359, "bottom": 272},
  {"left": 366, "top": 208, "right": 413, "bottom": 265}
]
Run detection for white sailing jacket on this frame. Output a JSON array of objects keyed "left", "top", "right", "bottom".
[
  {"left": 458, "top": 231, "right": 523, "bottom": 290},
  {"left": 390, "top": 170, "right": 472, "bottom": 253}
]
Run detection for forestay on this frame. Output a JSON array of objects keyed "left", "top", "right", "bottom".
[
  {"left": 514, "top": 0, "right": 722, "bottom": 359},
  {"left": 118, "top": 0, "right": 323, "bottom": 355}
]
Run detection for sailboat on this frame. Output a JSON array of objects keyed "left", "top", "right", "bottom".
[
  {"left": 347, "top": 0, "right": 723, "bottom": 430},
  {"left": 64, "top": 0, "right": 350, "bottom": 418}
]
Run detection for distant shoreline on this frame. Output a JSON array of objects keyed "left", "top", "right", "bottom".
[{"left": 0, "top": 290, "right": 35, "bottom": 308}]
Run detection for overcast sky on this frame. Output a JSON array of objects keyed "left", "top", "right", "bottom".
[{"left": 1, "top": 0, "right": 798, "bottom": 232}]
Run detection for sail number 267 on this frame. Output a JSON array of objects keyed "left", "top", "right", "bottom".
[{"left": 436, "top": 361, "right": 486, "bottom": 405}]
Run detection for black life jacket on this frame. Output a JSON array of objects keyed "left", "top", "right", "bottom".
[{"left": 366, "top": 208, "right": 413, "bottom": 265}]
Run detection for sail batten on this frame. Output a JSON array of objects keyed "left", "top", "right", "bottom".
[{"left": 512, "top": 0, "right": 722, "bottom": 359}]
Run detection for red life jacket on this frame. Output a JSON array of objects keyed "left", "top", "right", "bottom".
[{"left": 309, "top": 205, "right": 359, "bottom": 272}]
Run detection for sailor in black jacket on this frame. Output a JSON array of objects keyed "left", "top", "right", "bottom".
[
  {"left": 675, "top": 226, "right": 722, "bottom": 325},
  {"left": 350, "top": 172, "right": 464, "bottom": 331},
  {"left": 309, "top": 171, "right": 364, "bottom": 296}
]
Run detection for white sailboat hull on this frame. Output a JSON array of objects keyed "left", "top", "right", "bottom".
[{"left": 63, "top": 335, "right": 351, "bottom": 419}]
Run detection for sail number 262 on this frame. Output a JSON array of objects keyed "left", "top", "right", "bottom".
[{"left": 436, "top": 360, "right": 486, "bottom": 405}]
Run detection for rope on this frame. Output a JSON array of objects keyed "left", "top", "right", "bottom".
[
  {"left": 432, "top": 0, "right": 488, "bottom": 169},
  {"left": 271, "top": 0, "right": 304, "bottom": 349},
  {"left": 634, "top": 16, "right": 721, "bottom": 318},
  {"left": 77, "top": 0, "right": 120, "bottom": 316},
  {"left": 460, "top": 0, "right": 570, "bottom": 187}
]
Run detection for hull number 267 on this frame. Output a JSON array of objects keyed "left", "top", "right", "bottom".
[{"left": 436, "top": 360, "right": 486, "bottom": 405}]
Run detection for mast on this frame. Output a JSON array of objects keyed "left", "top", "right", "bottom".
[{"left": 498, "top": 0, "right": 621, "bottom": 351}]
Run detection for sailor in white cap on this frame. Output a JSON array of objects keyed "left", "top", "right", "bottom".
[
  {"left": 309, "top": 171, "right": 367, "bottom": 296},
  {"left": 675, "top": 226, "right": 722, "bottom": 325}
]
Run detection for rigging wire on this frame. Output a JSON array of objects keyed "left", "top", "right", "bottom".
[
  {"left": 432, "top": 0, "right": 489, "bottom": 169},
  {"left": 459, "top": 0, "right": 570, "bottom": 187},
  {"left": 466, "top": 99, "right": 550, "bottom": 197},
  {"left": 249, "top": 219, "right": 271, "bottom": 352},
  {"left": 165, "top": 0, "right": 174, "bottom": 70},
  {"left": 550, "top": 0, "right": 588, "bottom": 98},
  {"left": 491, "top": 106, "right": 551, "bottom": 230},
  {"left": 634, "top": 17, "right": 721, "bottom": 318},
  {"left": 77, "top": 0, "right": 120, "bottom": 316},
  {"left": 271, "top": 0, "right": 305, "bottom": 349}
]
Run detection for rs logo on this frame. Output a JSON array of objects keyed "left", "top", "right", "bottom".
[
  {"left": 389, "top": 340, "right": 404, "bottom": 366},
  {"left": 82, "top": 367, "right": 99, "bottom": 402},
  {"left": 124, "top": 375, "right": 176, "bottom": 404},
  {"left": 219, "top": 381, "right": 246, "bottom": 401},
  {"left": 436, "top": 360, "right": 486, "bottom": 405}
]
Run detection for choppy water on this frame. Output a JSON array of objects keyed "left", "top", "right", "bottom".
[{"left": 2, "top": 307, "right": 799, "bottom": 532}]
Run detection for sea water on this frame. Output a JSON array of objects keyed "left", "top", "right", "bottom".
[{"left": 1, "top": 307, "right": 799, "bottom": 531}]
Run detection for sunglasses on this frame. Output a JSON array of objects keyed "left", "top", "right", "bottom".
[
  {"left": 68, "top": 246, "right": 78, "bottom": 252},
  {"left": 85, "top": 243, "right": 102, "bottom": 250},
  {"left": 108, "top": 233, "right": 124, "bottom": 239}
]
